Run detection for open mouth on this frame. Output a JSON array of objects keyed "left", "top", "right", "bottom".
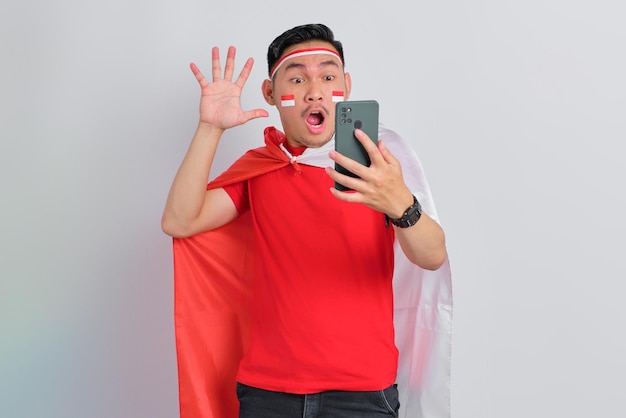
[{"left": 306, "top": 111, "right": 325, "bottom": 129}]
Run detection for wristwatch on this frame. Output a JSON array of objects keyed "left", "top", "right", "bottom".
[{"left": 387, "top": 195, "right": 422, "bottom": 228}]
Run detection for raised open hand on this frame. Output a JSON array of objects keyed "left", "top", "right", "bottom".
[{"left": 190, "top": 46, "right": 269, "bottom": 129}]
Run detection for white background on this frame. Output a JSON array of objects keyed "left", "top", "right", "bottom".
[{"left": 1, "top": 1, "right": 625, "bottom": 417}]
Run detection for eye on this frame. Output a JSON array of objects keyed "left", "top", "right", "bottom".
[
  {"left": 324, "top": 75, "right": 335, "bottom": 81},
  {"left": 291, "top": 77, "right": 304, "bottom": 84}
]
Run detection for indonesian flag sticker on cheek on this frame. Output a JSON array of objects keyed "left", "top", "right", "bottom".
[
  {"left": 332, "top": 91, "right": 345, "bottom": 102},
  {"left": 280, "top": 95, "right": 295, "bottom": 107}
]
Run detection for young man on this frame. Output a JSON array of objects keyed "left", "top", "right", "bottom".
[{"left": 162, "top": 24, "right": 451, "bottom": 418}]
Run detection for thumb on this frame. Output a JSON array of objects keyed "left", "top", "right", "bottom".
[{"left": 243, "top": 108, "right": 270, "bottom": 122}]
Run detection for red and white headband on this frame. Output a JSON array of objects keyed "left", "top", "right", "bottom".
[{"left": 269, "top": 47, "right": 344, "bottom": 79}]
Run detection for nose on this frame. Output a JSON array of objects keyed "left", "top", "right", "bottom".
[
  {"left": 306, "top": 92, "right": 322, "bottom": 102},
  {"left": 306, "top": 82, "right": 323, "bottom": 102}
]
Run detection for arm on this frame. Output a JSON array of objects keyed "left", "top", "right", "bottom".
[
  {"left": 391, "top": 209, "right": 447, "bottom": 271},
  {"left": 161, "top": 46, "right": 269, "bottom": 238},
  {"left": 326, "top": 129, "right": 447, "bottom": 270}
]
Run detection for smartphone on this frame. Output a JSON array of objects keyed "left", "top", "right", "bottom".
[{"left": 334, "top": 100, "right": 379, "bottom": 191}]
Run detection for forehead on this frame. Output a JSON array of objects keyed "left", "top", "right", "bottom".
[{"left": 273, "top": 40, "right": 343, "bottom": 77}]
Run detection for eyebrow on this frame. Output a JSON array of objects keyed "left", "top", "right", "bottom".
[{"left": 283, "top": 59, "right": 341, "bottom": 73}]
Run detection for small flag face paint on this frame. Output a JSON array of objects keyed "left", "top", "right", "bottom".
[
  {"left": 332, "top": 91, "right": 345, "bottom": 102},
  {"left": 280, "top": 94, "right": 295, "bottom": 107}
]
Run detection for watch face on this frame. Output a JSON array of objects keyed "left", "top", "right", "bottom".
[
  {"left": 403, "top": 200, "right": 422, "bottom": 227},
  {"left": 407, "top": 207, "right": 421, "bottom": 226},
  {"left": 389, "top": 196, "right": 422, "bottom": 228}
]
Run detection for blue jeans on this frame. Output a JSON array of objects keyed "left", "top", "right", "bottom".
[{"left": 236, "top": 382, "right": 400, "bottom": 418}]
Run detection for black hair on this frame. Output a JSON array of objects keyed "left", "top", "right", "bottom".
[{"left": 267, "top": 23, "right": 345, "bottom": 76}]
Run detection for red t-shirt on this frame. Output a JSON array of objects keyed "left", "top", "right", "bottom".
[{"left": 224, "top": 147, "right": 397, "bottom": 394}]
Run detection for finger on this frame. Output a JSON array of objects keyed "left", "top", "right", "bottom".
[
  {"left": 331, "top": 149, "right": 368, "bottom": 182},
  {"left": 223, "top": 46, "right": 236, "bottom": 81},
  {"left": 354, "top": 129, "right": 385, "bottom": 165},
  {"left": 328, "top": 185, "right": 363, "bottom": 203},
  {"left": 190, "top": 63, "right": 209, "bottom": 88},
  {"left": 235, "top": 57, "right": 255, "bottom": 89},
  {"left": 211, "top": 47, "right": 222, "bottom": 81},
  {"left": 324, "top": 165, "right": 365, "bottom": 194},
  {"left": 331, "top": 150, "right": 360, "bottom": 177},
  {"left": 378, "top": 139, "right": 400, "bottom": 165}
]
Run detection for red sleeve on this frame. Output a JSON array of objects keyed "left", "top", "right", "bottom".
[{"left": 223, "top": 181, "right": 250, "bottom": 214}]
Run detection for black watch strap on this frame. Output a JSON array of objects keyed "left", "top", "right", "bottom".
[{"left": 386, "top": 195, "right": 422, "bottom": 228}]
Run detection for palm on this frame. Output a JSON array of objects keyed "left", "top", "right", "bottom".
[{"left": 198, "top": 79, "right": 249, "bottom": 128}]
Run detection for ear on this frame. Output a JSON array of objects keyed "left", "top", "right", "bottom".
[
  {"left": 262, "top": 79, "right": 275, "bottom": 105},
  {"left": 344, "top": 72, "right": 352, "bottom": 101}
]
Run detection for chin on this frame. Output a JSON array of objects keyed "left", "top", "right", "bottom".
[{"left": 304, "top": 133, "right": 333, "bottom": 148}]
